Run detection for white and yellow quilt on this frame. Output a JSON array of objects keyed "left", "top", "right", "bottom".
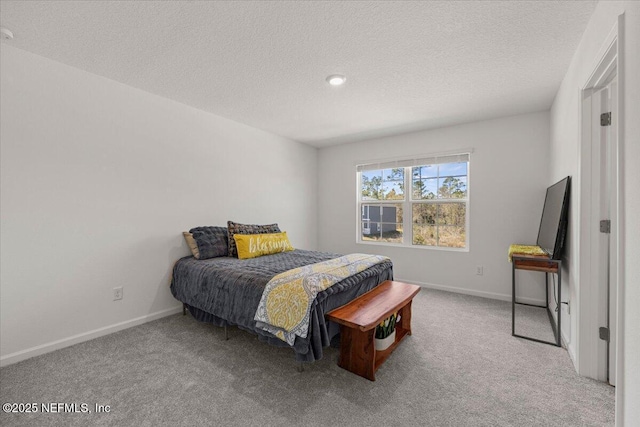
[{"left": 254, "top": 253, "right": 390, "bottom": 345}]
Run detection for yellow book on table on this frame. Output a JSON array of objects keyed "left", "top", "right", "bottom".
[{"left": 508, "top": 244, "right": 547, "bottom": 262}]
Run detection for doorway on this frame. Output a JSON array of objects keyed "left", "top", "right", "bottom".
[
  {"left": 592, "top": 76, "right": 618, "bottom": 386},
  {"left": 577, "top": 21, "right": 621, "bottom": 391}
]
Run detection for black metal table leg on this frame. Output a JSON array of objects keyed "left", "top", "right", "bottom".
[
  {"left": 512, "top": 256, "right": 562, "bottom": 347},
  {"left": 557, "top": 263, "right": 562, "bottom": 346},
  {"left": 545, "top": 272, "right": 549, "bottom": 307},
  {"left": 512, "top": 260, "right": 516, "bottom": 336}
]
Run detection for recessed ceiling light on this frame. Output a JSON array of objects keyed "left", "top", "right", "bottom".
[
  {"left": 326, "top": 74, "right": 346, "bottom": 86},
  {"left": 0, "top": 27, "right": 14, "bottom": 40}
]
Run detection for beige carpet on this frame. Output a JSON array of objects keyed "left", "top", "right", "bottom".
[{"left": 0, "top": 288, "right": 615, "bottom": 426}]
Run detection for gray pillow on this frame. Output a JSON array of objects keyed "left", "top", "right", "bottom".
[
  {"left": 189, "top": 226, "right": 229, "bottom": 259},
  {"left": 227, "top": 221, "right": 281, "bottom": 258}
]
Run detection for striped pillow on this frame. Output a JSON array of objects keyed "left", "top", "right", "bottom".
[{"left": 227, "top": 221, "right": 281, "bottom": 258}]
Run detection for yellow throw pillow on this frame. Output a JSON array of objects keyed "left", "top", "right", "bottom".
[{"left": 234, "top": 232, "right": 294, "bottom": 260}]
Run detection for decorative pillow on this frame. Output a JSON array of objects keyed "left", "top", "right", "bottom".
[
  {"left": 183, "top": 232, "right": 201, "bottom": 259},
  {"left": 227, "top": 221, "right": 281, "bottom": 258},
  {"left": 188, "top": 226, "right": 229, "bottom": 259},
  {"left": 234, "top": 232, "right": 294, "bottom": 260}
]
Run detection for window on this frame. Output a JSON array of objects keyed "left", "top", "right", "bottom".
[{"left": 357, "top": 153, "right": 470, "bottom": 249}]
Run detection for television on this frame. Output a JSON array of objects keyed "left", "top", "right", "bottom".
[{"left": 536, "top": 176, "right": 571, "bottom": 260}]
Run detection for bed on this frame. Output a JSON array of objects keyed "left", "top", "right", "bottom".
[{"left": 170, "top": 249, "right": 393, "bottom": 362}]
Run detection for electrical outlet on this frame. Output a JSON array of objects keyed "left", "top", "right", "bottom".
[
  {"left": 476, "top": 266, "right": 484, "bottom": 276},
  {"left": 113, "top": 287, "right": 123, "bottom": 301}
]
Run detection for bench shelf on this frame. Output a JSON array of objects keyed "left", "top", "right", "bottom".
[{"left": 326, "top": 280, "right": 420, "bottom": 381}]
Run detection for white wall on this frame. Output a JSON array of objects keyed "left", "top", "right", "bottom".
[
  {"left": 318, "top": 112, "right": 550, "bottom": 304},
  {"left": 0, "top": 45, "right": 318, "bottom": 365},
  {"left": 550, "top": 1, "right": 639, "bottom": 424}
]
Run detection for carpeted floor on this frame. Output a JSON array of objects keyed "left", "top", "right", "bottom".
[{"left": 0, "top": 288, "right": 614, "bottom": 427}]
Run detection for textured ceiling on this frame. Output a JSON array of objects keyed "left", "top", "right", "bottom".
[{"left": 0, "top": 1, "right": 597, "bottom": 147}]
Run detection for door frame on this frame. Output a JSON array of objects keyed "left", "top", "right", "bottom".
[{"left": 577, "top": 14, "right": 625, "bottom": 423}]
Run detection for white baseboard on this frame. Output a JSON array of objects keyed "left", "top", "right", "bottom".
[
  {"left": 563, "top": 330, "right": 577, "bottom": 367},
  {"left": 0, "top": 305, "right": 183, "bottom": 367},
  {"left": 394, "top": 277, "right": 546, "bottom": 306}
]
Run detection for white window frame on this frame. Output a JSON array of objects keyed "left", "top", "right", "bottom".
[{"left": 356, "top": 151, "right": 471, "bottom": 252}]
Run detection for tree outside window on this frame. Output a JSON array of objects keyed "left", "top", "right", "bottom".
[{"left": 357, "top": 154, "right": 469, "bottom": 249}]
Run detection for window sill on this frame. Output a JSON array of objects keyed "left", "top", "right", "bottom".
[{"left": 356, "top": 240, "right": 469, "bottom": 253}]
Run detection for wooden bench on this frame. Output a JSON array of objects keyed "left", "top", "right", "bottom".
[{"left": 326, "top": 280, "right": 421, "bottom": 381}]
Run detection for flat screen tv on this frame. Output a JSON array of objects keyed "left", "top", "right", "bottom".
[{"left": 537, "top": 176, "right": 571, "bottom": 260}]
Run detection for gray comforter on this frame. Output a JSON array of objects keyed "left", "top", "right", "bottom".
[{"left": 170, "top": 249, "right": 393, "bottom": 362}]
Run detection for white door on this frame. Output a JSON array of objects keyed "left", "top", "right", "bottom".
[
  {"left": 594, "top": 76, "right": 618, "bottom": 386},
  {"left": 606, "top": 76, "right": 618, "bottom": 387}
]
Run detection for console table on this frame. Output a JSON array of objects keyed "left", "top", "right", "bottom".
[{"left": 511, "top": 254, "right": 561, "bottom": 347}]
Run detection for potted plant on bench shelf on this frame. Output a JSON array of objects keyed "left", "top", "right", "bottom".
[{"left": 375, "top": 312, "right": 400, "bottom": 351}]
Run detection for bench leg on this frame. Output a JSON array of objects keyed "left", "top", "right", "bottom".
[
  {"left": 338, "top": 326, "right": 376, "bottom": 381},
  {"left": 399, "top": 300, "right": 413, "bottom": 335}
]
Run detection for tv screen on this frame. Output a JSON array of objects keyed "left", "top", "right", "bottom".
[{"left": 536, "top": 176, "right": 571, "bottom": 259}]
